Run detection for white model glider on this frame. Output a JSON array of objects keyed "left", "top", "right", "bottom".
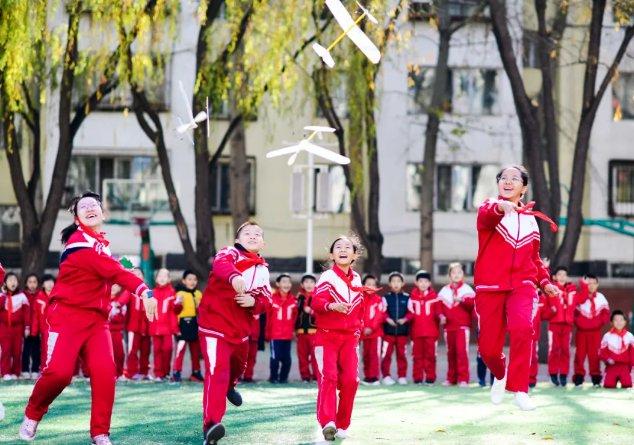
[
  {"left": 175, "top": 80, "right": 209, "bottom": 143},
  {"left": 266, "top": 126, "right": 350, "bottom": 165},
  {"left": 312, "top": 0, "right": 381, "bottom": 68}
]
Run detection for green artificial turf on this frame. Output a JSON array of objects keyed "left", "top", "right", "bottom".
[{"left": 0, "top": 381, "right": 632, "bottom": 444}]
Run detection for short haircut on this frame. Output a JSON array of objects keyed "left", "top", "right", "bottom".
[
  {"left": 362, "top": 274, "right": 377, "bottom": 285},
  {"left": 554, "top": 266, "right": 569, "bottom": 274},
  {"left": 301, "top": 274, "right": 316, "bottom": 283},
  {"left": 388, "top": 271, "right": 404, "bottom": 281},
  {"left": 585, "top": 273, "right": 598, "bottom": 282},
  {"left": 235, "top": 219, "right": 261, "bottom": 238},
  {"left": 182, "top": 269, "right": 198, "bottom": 280},
  {"left": 276, "top": 273, "right": 292, "bottom": 283},
  {"left": 415, "top": 270, "right": 431, "bottom": 281},
  {"left": 610, "top": 310, "right": 626, "bottom": 322},
  {"left": 448, "top": 262, "right": 463, "bottom": 274}
]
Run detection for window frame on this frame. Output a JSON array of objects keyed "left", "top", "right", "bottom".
[
  {"left": 210, "top": 156, "right": 257, "bottom": 215},
  {"left": 608, "top": 159, "right": 634, "bottom": 217}
]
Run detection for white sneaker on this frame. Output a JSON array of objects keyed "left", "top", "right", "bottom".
[
  {"left": 0, "top": 401, "right": 5, "bottom": 421},
  {"left": 11, "top": 374, "right": 18, "bottom": 380},
  {"left": 19, "top": 416, "right": 39, "bottom": 441},
  {"left": 490, "top": 375, "right": 507, "bottom": 405},
  {"left": 441, "top": 380, "right": 451, "bottom": 386},
  {"left": 322, "top": 421, "right": 337, "bottom": 441},
  {"left": 21, "top": 372, "right": 31, "bottom": 379},
  {"left": 335, "top": 428, "right": 348, "bottom": 439},
  {"left": 370, "top": 380, "right": 380, "bottom": 386},
  {"left": 2, "top": 375, "right": 12, "bottom": 381},
  {"left": 31, "top": 373, "right": 40, "bottom": 380},
  {"left": 458, "top": 381, "right": 469, "bottom": 388},
  {"left": 382, "top": 376, "right": 395, "bottom": 385},
  {"left": 514, "top": 392, "right": 536, "bottom": 411},
  {"left": 91, "top": 434, "right": 113, "bottom": 445},
  {"left": 397, "top": 377, "right": 408, "bottom": 385}
]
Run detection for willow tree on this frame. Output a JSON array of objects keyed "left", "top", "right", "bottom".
[
  {"left": 132, "top": 0, "right": 322, "bottom": 276},
  {"left": 1, "top": 0, "right": 174, "bottom": 275},
  {"left": 312, "top": 0, "right": 403, "bottom": 278}
]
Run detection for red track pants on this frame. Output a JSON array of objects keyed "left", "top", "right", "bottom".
[
  {"left": 381, "top": 335, "right": 408, "bottom": 378},
  {"left": 0, "top": 325, "right": 24, "bottom": 376},
  {"left": 362, "top": 337, "right": 381, "bottom": 381},
  {"left": 172, "top": 338, "right": 201, "bottom": 373},
  {"left": 243, "top": 340, "right": 258, "bottom": 381},
  {"left": 314, "top": 330, "right": 359, "bottom": 430},
  {"left": 110, "top": 330, "right": 125, "bottom": 377},
  {"left": 548, "top": 323, "right": 572, "bottom": 376},
  {"left": 573, "top": 329, "right": 602, "bottom": 379},
  {"left": 444, "top": 328, "right": 470, "bottom": 384},
  {"left": 200, "top": 333, "right": 249, "bottom": 429},
  {"left": 24, "top": 304, "right": 116, "bottom": 437},
  {"left": 476, "top": 285, "right": 536, "bottom": 393},
  {"left": 297, "top": 333, "right": 318, "bottom": 381},
  {"left": 412, "top": 336, "right": 437, "bottom": 383},
  {"left": 603, "top": 364, "right": 632, "bottom": 388},
  {"left": 152, "top": 334, "right": 172, "bottom": 378},
  {"left": 124, "top": 332, "right": 151, "bottom": 378}
]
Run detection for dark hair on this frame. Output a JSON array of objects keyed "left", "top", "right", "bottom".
[
  {"left": 182, "top": 269, "right": 198, "bottom": 280},
  {"left": 24, "top": 273, "right": 39, "bottom": 284},
  {"left": 584, "top": 273, "right": 598, "bottom": 282},
  {"left": 388, "top": 271, "right": 404, "bottom": 282},
  {"left": 496, "top": 165, "right": 529, "bottom": 186},
  {"left": 276, "top": 273, "right": 292, "bottom": 283},
  {"left": 41, "top": 274, "right": 56, "bottom": 284},
  {"left": 415, "top": 270, "right": 431, "bottom": 281},
  {"left": 329, "top": 235, "right": 361, "bottom": 254},
  {"left": 362, "top": 274, "right": 377, "bottom": 285},
  {"left": 554, "top": 266, "right": 569, "bottom": 274},
  {"left": 3, "top": 271, "right": 18, "bottom": 284},
  {"left": 235, "top": 219, "right": 262, "bottom": 238},
  {"left": 60, "top": 191, "right": 103, "bottom": 244},
  {"left": 301, "top": 274, "right": 316, "bottom": 283},
  {"left": 611, "top": 310, "right": 626, "bottom": 322}
]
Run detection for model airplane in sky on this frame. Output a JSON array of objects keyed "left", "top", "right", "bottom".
[
  {"left": 175, "top": 80, "right": 209, "bottom": 144},
  {"left": 312, "top": 0, "right": 381, "bottom": 68},
  {"left": 266, "top": 126, "right": 350, "bottom": 165}
]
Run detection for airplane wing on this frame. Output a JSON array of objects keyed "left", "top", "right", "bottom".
[
  {"left": 303, "top": 141, "right": 350, "bottom": 165},
  {"left": 304, "top": 125, "right": 336, "bottom": 133},
  {"left": 325, "top": 0, "right": 381, "bottom": 64},
  {"left": 178, "top": 80, "right": 194, "bottom": 121},
  {"left": 265, "top": 144, "right": 302, "bottom": 159}
]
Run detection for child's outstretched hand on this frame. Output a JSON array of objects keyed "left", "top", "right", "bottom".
[
  {"left": 303, "top": 306, "right": 312, "bottom": 314},
  {"left": 386, "top": 318, "right": 397, "bottom": 327},
  {"left": 235, "top": 294, "right": 255, "bottom": 308},
  {"left": 606, "top": 358, "right": 615, "bottom": 365},
  {"left": 439, "top": 315, "right": 447, "bottom": 325},
  {"left": 397, "top": 318, "right": 407, "bottom": 325},
  {"left": 363, "top": 327, "right": 373, "bottom": 336},
  {"left": 231, "top": 276, "right": 247, "bottom": 295},
  {"left": 328, "top": 302, "right": 350, "bottom": 313}
]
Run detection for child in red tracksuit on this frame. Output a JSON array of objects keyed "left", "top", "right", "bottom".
[
  {"left": 120, "top": 268, "right": 152, "bottom": 380},
  {"left": 295, "top": 274, "right": 318, "bottom": 382},
  {"left": 150, "top": 268, "right": 181, "bottom": 381},
  {"left": 548, "top": 266, "right": 578, "bottom": 386},
  {"left": 198, "top": 221, "right": 272, "bottom": 445},
  {"left": 108, "top": 284, "right": 127, "bottom": 379},
  {"left": 21, "top": 191, "right": 153, "bottom": 445},
  {"left": 360, "top": 275, "right": 384, "bottom": 385},
  {"left": 266, "top": 274, "right": 298, "bottom": 384},
  {"left": 242, "top": 313, "right": 261, "bottom": 382},
  {"left": 600, "top": 310, "right": 633, "bottom": 389},
  {"left": 32, "top": 275, "right": 55, "bottom": 373},
  {"left": 1, "top": 272, "right": 30, "bottom": 380},
  {"left": 22, "top": 274, "right": 41, "bottom": 379},
  {"left": 438, "top": 263, "right": 474, "bottom": 387},
  {"left": 312, "top": 236, "right": 368, "bottom": 442},
  {"left": 529, "top": 290, "right": 557, "bottom": 388},
  {"left": 381, "top": 272, "right": 410, "bottom": 385},
  {"left": 573, "top": 275, "right": 610, "bottom": 387},
  {"left": 474, "top": 165, "right": 560, "bottom": 411},
  {"left": 407, "top": 270, "right": 443, "bottom": 385}
]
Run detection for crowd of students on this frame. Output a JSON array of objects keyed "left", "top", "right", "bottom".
[{"left": 1, "top": 263, "right": 632, "bottom": 390}]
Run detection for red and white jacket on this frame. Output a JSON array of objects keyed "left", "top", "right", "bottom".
[
  {"left": 198, "top": 244, "right": 272, "bottom": 344},
  {"left": 118, "top": 290, "right": 149, "bottom": 335},
  {"left": 438, "top": 282, "right": 474, "bottom": 331},
  {"left": 549, "top": 281, "right": 578, "bottom": 325},
  {"left": 0, "top": 289, "right": 30, "bottom": 329},
  {"left": 532, "top": 292, "right": 557, "bottom": 340},
  {"left": 599, "top": 328, "right": 634, "bottom": 367},
  {"left": 406, "top": 287, "right": 442, "bottom": 338},
  {"left": 361, "top": 292, "right": 385, "bottom": 339},
  {"left": 108, "top": 291, "right": 127, "bottom": 333},
  {"left": 50, "top": 229, "right": 148, "bottom": 317},
  {"left": 31, "top": 290, "right": 50, "bottom": 337},
  {"left": 149, "top": 283, "right": 181, "bottom": 336},
  {"left": 266, "top": 291, "right": 298, "bottom": 341},
  {"left": 311, "top": 265, "right": 364, "bottom": 335},
  {"left": 573, "top": 281, "right": 610, "bottom": 332},
  {"left": 474, "top": 198, "right": 551, "bottom": 293}
]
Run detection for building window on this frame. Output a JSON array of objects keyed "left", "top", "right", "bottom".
[
  {"left": 408, "top": 0, "right": 489, "bottom": 22},
  {"left": 408, "top": 66, "right": 499, "bottom": 115},
  {"left": 406, "top": 163, "right": 498, "bottom": 211},
  {"left": 210, "top": 157, "right": 256, "bottom": 214},
  {"left": 64, "top": 155, "right": 161, "bottom": 206},
  {"left": 291, "top": 165, "right": 350, "bottom": 214},
  {"left": 609, "top": 160, "right": 634, "bottom": 217},
  {"left": 72, "top": 55, "right": 171, "bottom": 111},
  {"left": 522, "top": 30, "right": 540, "bottom": 69},
  {"left": 612, "top": 72, "right": 634, "bottom": 121},
  {"left": 0, "top": 205, "right": 20, "bottom": 245}
]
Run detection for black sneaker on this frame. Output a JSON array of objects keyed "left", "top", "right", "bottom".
[
  {"left": 591, "top": 375, "right": 602, "bottom": 386},
  {"left": 171, "top": 371, "right": 182, "bottom": 383},
  {"left": 279, "top": 379, "right": 288, "bottom": 384},
  {"left": 550, "top": 374, "right": 559, "bottom": 386},
  {"left": 227, "top": 388, "right": 242, "bottom": 407},
  {"left": 528, "top": 382, "right": 536, "bottom": 388},
  {"left": 322, "top": 423, "right": 336, "bottom": 441},
  {"left": 572, "top": 374, "right": 584, "bottom": 387},
  {"left": 190, "top": 371, "right": 204, "bottom": 382},
  {"left": 559, "top": 374, "right": 567, "bottom": 387},
  {"left": 204, "top": 423, "right": 225, "bottom": 445}
]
